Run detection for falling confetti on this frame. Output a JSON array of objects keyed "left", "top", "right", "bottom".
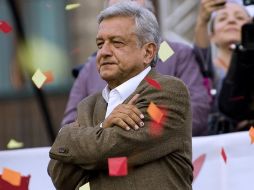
[
  {"left": 65, "top": 3, "right": 80, "bottom": 10},
  {"left": 158, "top": 41, "right": 174, "bottom": 62},
  {"left": 145, "top": 77, "right": 161, "bottom": 90},
  {"left": 0, "top": 174, "right": 30, "bottom": 190},
  {"left": 108, "top": 157, "right": 128, "bottom": 176},
  {"left": 249, "top": 126, "right": 254, "bottom": 144},
  {"left": 0, "top": 20, "right": 12, "bottom": 33},
  {"left": 221, "top": 147, "right": 227, "bottom": 164},
  {"left": 149, "top": 106, "right": 167, "bottom": 136},
  {"left": 43, "top": 71, "right": 54, "bottom": 84},
  {"left": 147, "top": 102, "right": 164, "bottom": 124},
  {"left": 32, "top": 69, "right": 47, "bottom": 88},
  {"left": 193, "top": 154, "right": 206, "bottom": 181},
  {"left": 149, "top": 120, "right": 163, "bottom": 136},
  {"left": 2, "top": 168, "right": 21, "bottom": 186},
  {"left": 7, "top": 139, "right": 24, "bottom": 149},
  {"left": 79, "top": 183, "right": 90, "bottom": 190}
]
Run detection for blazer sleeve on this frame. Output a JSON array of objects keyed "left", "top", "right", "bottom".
[
  {"left": 47, "top": 159, "right": 90, "bottom": 190},
  {"left": 49, "top": 77, "right": 192, "bottom": 170},
  {"left": 47, "top": 122, "right": 91, "bottom": 190}
]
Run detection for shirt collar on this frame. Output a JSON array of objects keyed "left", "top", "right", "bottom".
[{"left": 102, "top": 66, "right": 151, "bottom": 103}]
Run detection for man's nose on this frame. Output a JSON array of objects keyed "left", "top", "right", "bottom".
[{"left": 99, "top": 42, "right": 113, "bottom": 56}]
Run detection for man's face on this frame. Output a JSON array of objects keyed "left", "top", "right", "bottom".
[{"left": 96, "top": 16, "right": 147, "bottom": 89}]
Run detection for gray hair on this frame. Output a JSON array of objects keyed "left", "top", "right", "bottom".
[
  {"left": 98, "top": 2, "right": 160, "bottom": 66},
  {"left": 143, "top": 0, "right": 155, "bottom": 13},
  {"left": 104, "top": 0, "right": 155, "bottom": 13}
]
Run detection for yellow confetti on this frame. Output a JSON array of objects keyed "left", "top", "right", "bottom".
[
  {"left": 65, "top": 3, "right": 80, "bottom": 10},
  {"left": 79, "top": 183, "right": 90, "bottom": 190},
  {"left": 32, "top": 69, "right": 47, "bottom": 88},
  {"left": 158, "top": 41, "right": 174, "bottom": 62},
  {"left": 7, "top": 139, "right": 24, "bottom": 149}
]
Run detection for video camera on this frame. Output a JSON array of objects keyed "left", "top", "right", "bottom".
[
  {"left": 243, "top": 0, "right": 254, "bottom": 6},
  {"left": 218, "top": 2, "right": 254, "bottom": 121}
]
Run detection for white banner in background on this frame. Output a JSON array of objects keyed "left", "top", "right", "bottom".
[
  {"left": 0, "top": 131, "right": 253, "bottom": 190},
  {"left": 192, "top": 131, "right": 254, "bottom": 190}
]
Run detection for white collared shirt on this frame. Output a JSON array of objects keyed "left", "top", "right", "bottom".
[{"left": 102, "top": 66, "right": 151, "bottom": 118}]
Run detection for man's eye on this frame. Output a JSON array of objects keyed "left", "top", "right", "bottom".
[
  {"left": 97, "top": 43, "right": 103, "bottom": 49},
  {"left": 113, "top": 41, "right": 124, "bottom": 48}
]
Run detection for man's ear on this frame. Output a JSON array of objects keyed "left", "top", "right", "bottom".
[{"left": 143, "top": 42, "right": 157, "bottom": 66}]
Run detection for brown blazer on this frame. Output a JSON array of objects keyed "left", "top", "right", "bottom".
[{"left": 48, "top": 69, "right": 193, "bottom": 190}]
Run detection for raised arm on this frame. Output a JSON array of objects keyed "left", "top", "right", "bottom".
[{"left": 194, "top": 0, "right": 226, "bottom": 48}]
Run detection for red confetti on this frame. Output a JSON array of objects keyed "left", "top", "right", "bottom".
[
  {"left": 108, "top": 157, "right": 128, "bottom": 176},
  {"left": 0, "top": 175, "right": 30, "bottom": 190},
  {"left": 43, "top": 71, "right": 54, "bottom": 84},
  {"left": 0, "top": 21, "right": 12, "bottom": 33},
  {"left": 221, "top": 147, "right": 227, "bottom": 164},
  {"left": 149, "top": 120, "right": 163, "bottom": 136},
  {"left": 193, "top": 154, "right": 206, "bottom": 181},
  {"left": 145, "top": 77, "right": 161, "bottom": 90}
]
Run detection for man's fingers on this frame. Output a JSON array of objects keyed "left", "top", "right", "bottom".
[
  {"left": 118, "top": 104, "right": 144, "bottom": 120},
  {"left": 127, "top": 94, "right": 140, "bottom": 105},
  {"left": 113, "top": 118, "right": 131, "bottom": 131},
  {"left": 119, "top": 111, "right": 144, "bottom": 129}
]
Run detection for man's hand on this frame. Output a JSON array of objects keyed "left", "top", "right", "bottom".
[
  {"left": 102, "top": 94, "right": 145, "bottom": 131},
  {"left": 198, "top": 0, "right": 226, "bottom": 24}
]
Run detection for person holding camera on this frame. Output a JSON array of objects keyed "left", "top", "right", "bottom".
[{"left": 194, "top": 0, "right": 252, "bottom": 134}]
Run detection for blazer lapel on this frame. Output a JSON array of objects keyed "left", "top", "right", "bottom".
[
  {"left": 93, "top": 94, "right": 107, "bottom": 126},
  {"left": 124, "top": 68, "right": 158, "bottom": 103}
]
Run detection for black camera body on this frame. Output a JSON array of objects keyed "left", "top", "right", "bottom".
[
  {"left": 243, "top": 0, "right": 254, "bottom": 6},
  {"left": 218, "top": 44, "right": 254, "bottom": 120},
  {"left": 242, "top": 23, "right": 254, "bottom": 50}
]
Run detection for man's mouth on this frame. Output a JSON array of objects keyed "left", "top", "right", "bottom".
[{"left": 101, "top": 62, "right": 116, "bottom": 66}]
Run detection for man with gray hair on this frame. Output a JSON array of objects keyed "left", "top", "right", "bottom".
[
  {"left": 62, "top": 0, "right": 211, "bottom": 136},
  {"left": 48, "top": 2, "right": 193, "bottom": 190}
]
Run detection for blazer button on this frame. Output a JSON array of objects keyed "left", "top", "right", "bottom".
[{"left": 58, "top": 147, "right": 69, "bottom": 154}]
